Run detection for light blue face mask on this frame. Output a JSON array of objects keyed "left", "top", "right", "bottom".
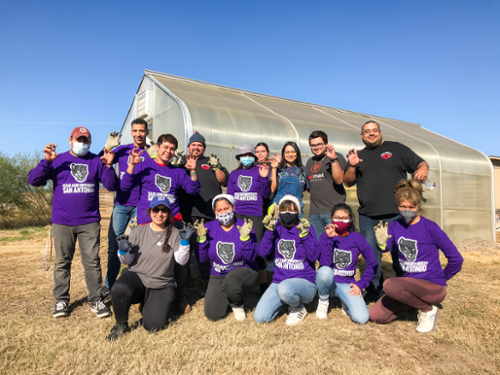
[
  {"left": 72, "top": 141, "right": 90, "bottom": 157},
  {"left": 240, "top": 156, "right": 255, "bottom": 167}
]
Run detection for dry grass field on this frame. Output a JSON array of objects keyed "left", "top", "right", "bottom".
[{"left": 1, "top": 194, "right": 499, "bottom": 374}]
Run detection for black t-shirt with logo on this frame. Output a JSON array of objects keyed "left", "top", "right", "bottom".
[
  {"left": 353, "top": 141, "right": 424, "bottom": 216},
  {"left": 178, "top": 156, "right": 229, "bottom": 221},
  {"left": 306, "top": 153, "right": 347, "bottom": 215}
]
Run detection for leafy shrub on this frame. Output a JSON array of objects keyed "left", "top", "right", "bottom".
[{"left": 0, "top": 152, "right": 53, "bottom": 228}]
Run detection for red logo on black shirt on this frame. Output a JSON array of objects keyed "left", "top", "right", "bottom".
[
  {"left": 201, "top": 164, "right": 210, "bottom": 170},
  {"left": 381, "top": 152, "right": 392, "bottom": 160},
  {"left": 311, "top": 162, "right": 321, "bottom": 173}
]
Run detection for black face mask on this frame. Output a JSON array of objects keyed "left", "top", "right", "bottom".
[{"left": 279, "top": 212, "right": 299, "bottom": 227}]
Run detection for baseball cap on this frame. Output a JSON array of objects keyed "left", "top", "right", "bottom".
[
  {"left": 150, "top": 196, "right": 171, "bottom": 209},
  {"left": 71, "top": 127, "right": 92, "bottom": 142}
]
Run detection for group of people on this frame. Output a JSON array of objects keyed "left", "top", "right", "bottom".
[{"left": 28, "top": 118, "right": 463, "bottom": 341}]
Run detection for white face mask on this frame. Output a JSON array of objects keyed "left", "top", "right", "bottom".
[
  {"left": 216, "top": 211, "right": 235, "bottom": 226},
  {"left": 72, "top": 141, "right": 90, "bottom": 157}
]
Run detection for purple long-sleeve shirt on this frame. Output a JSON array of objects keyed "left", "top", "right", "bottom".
[
  {"left": 196, "top": 219, "right": 258, "bottom": 276},
  {"left": 121, "top": 158, "right": 201, "bottom": 224},
  {"left": 227, "top": 166, "right": 271, "bottom": 216},
  {"left": 319, "top": 231, "right": 378, "bottom": 290},
  {"left": 99, "top": 144, "right": 151, "bottom": 207},
  {"left": 383, "top": 216, "right": 464, "bottom": 286},
  {"left": 28, "top": 151, "right": 117, "bottom": 226},
  {"left": 259, "top": 223, "right": 320, "bottom": 284}
]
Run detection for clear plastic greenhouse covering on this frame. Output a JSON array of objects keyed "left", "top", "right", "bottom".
[{"left": 119, "top": 70, "right": 495, "bottom": 243}]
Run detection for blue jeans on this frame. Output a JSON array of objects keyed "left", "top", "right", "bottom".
[
  {"left": 316, "top": 266, "right": 368, "bottom": 324},
  {"left": 105, "top": 204, "right": 137, "bottom": 289},
  {"left": 254, "top": 278, "right": 317, "bottom": 323},
  {"left": 358, "top": 213, "right": 401, "bottom": 293},
  {"left": 309, "top": 213, "right": 332, "bottom": 239},
  {"left": 272, "top": 174, "right": 304, "bottom": 219}
]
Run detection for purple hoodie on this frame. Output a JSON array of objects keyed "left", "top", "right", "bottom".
[
  {"left": 196, "top": 218, "right": 258, "bottom": 276},
  {"left": 227, "top": 166, "right": 271, "bottom": 216},
  {"left": 383, "top": 216, "right": 463, "bottom": 286},
  {"left": 319, "top": 231, "right": 378, "bottom": 290},
  {"left": 259, "top": 223, "right": 320, "bottom": 284},
  {"left": 28, "top": 151, "right": 117, "bottom": 225},
  {"left": 121, "top": 157, "right": 201, "bottom": 224}
]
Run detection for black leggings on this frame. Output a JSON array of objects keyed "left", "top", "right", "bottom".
[
  {"left": 204, "top": 267, "right": 258, "bottom": 321},
  {"left": 111, "top": 268, "right": 176, "bottom": 332}
]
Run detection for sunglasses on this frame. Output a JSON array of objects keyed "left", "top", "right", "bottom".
[{"left": 152, "top": 207, "right": 169, "bottom": 214}]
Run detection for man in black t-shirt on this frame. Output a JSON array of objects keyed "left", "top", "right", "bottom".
[
  {"left": 306, "top": 130, "right": 346, "bottom": 238},
  {"left": 344, "top": 120, "right": 428, "bottom": 302},
  {"left": 178, "top": 132, "right": 229, "bottom": 281}
]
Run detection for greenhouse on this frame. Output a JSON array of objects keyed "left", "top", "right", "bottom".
[{"left": 119, "top": 70, "right": 495, "bottom": 243}]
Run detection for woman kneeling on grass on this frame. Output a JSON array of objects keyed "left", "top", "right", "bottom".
[
  {"left": 194, "top": 194, "right": 258, "bottom": 321},
  {"left": 369, "top": 179, "right": 464, "bottom": 333},
  {"left": 106, "top": 196, "right": 192, "bottom": 341},
  {"left": 315, "top": 203, "right": 377, "bottom": 323},
  {"left": 254, "top": 195, "right": 320, "bottom": 326}
]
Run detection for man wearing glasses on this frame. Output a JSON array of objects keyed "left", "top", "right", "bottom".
[
  {"left": 344, "top": 120, "right": 428, "bottom": 303},
  {"left": 306, "top": 130, "right": 346, "bottom": 238}
]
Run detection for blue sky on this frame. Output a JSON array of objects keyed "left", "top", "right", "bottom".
[{"left": 1, "top": 1, "right": 499, "bottom": 158}]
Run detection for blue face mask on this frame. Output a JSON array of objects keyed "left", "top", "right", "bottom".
[
  {"left": 240, "top": 156, "right": 255, "bottom": 167},
  {"left": 72, "top": 141, "right": 90, "bottom": 157}
]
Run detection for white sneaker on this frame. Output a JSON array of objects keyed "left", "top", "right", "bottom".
[
  {"left": 286, "top": 306, "right": 307, "bottom": 326},
  {"left": 416, "top": 305, "right": 439, "bottom": 333},
  {"left": 232, "top": 306, "right": 246, "bottom": 321},
  {"left": 316, "top": 302, "right": 329, "bottom": 319},
  {"left": 90, "top": 300, "right": 111, "bottom": 318}
]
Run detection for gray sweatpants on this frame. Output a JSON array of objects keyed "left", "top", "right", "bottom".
[{"left": 52, "top": 222, "right": 102, "bottom": 304}]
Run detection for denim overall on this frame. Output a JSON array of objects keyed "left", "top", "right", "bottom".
[{"left": 272, "top": 167, "right": 304, "bottom": 218}]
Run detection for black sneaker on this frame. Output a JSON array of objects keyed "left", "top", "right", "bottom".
[
  {"left": 90, "top": 300, "right": 111, "bottom": 318},
  {"left": 100, "top": 286, "right": 111, "bottom": 302},
  {"left": 106, "top": 323, "right": 130, "bottom": 341},
  {"left": 52, "top": 301, "right": 69, "bottom": 318}
]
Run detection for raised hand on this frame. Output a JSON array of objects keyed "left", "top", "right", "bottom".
[
  {"left": 374, "top": 221, "right": 391, "bottom": 248},
  {"left": 208, "top": 153, "right": 221, "bottom": 171},
  {"left": 129, "top": 147, "right": 144, "bottom": 165},
  {"left": 297, "top": 218, "right": 310, "bottom": 237},
  {"left": 193, "top": 219, "right": 208, "bottom": 240},
  {"left": 116, "top": 234, "right": 131, "bottom": 253},
  {"left": 184, "top": 154, "right": 197, "bottom": 170},
  {"left": 270, "top": 153, "right": 281, "bottom": 169},
  {"left": 268, "top": 203, "right": 279, "bottom": 220},
  {"left": 325, "top": 144, "right": 337, "bottom": 159},
  {"left": 105, "top": 131, "right": 121, "bottom": 150},
  {"left": 258, "top": 164, "right": 270, "bottom": 178},
  {"left": 128, "top": 217, "right": 138, "bottom": 228},
  {"left": 262, "top": 215, "right": 276, "bottom": 232},
  {"left": 147, "top": 141, "right": 157, "bottom": 159},
  {"left": 179, "top": 222, "right": 196, "bottom": 241},
  {"left": 170, "top": 150, "right": 185, "bottom": 167},
  {"left": 324, "top": 223, "right": 338, "bottom": 238},
  {"left": 346, "top": 149, "right": 362, "bottom": 167},
  {"left": 43, "top": 143, "right": 58, "bottom": 162},
  {"left": 237, "top": 218, "right": 253, "bottom": 239},
  {"left": 100, "top": 147, "right": 115, "bottom": 166}
]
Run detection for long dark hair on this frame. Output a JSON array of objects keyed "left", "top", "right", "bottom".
[
  {"left": 147, "top": 206, "right": 173, "bottom": 252},
  {"left": 331, "top": 203, "right": 357, "bottom": 233},
  {"left": 279, "top": 141, "right": 303, "bottom": 169}
]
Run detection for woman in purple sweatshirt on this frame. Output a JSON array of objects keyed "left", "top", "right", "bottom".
[
  {"left": 370, "top": 179, "right": 464, "bottom": 333},
  {"left": 316, "top": 203, "right": 377, "bottom": 324},
  {"left": 254, "top": 195, "right": 320, "bottom": 326},
  {"left": 227, "top": 143, "right": 271, "bottom": 294},
  {"left": 194, "top": 194, "right": 258, "bottom": 321}
]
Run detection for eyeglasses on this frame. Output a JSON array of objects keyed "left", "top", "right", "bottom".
[
  {"left": 152, "top": 207, "right": 169, "bottom": 214},
  {"left": 284, "top": 151, "right": 297, "bottom": 155},
  {"left": 310, "top": 143, "right": 325, "bottom": 150},
  {"left": 362, "top": 128, "right": 380, "bottom": 135}
]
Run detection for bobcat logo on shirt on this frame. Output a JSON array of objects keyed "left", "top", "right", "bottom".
[
  {"left": 334, "top": 248, "right": 352, "bottom": 269},
  {"left": 216, "top": 242, "right": 235, "bottom": 264},
  {"left": 381, "top": 151, "right": 392, "bottom": 160},
  {"left": 238, "top": 175, "right": 252, "bottom": 192},
  {"left": 278, "top": 239, "right": 296, "bottom": 260},
  {"left": 155, "top": 175, "right": 171, "bottom": 193},
  {"left": 311, "top": 161, "right": 321, "bottom": 173},
  {"left": 398, "top": 237, "right": 418, "bottom": 261},
  {"left": 70, "top": 163, "right": 89, "bottom": 183}
]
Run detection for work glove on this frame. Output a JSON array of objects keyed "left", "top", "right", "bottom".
[
  {"left": 193, "top": 219, "right": 208, "bottom": 242},
  {"left": 208, "top": 153, "right": 221, "bottom": 171},
  {"left": 179, "top": 223, "right": 196, "bottom": 241},
  {"left": 170, "top": 150, "right": 185, "bottom": 167},
  {"left": 147, "top": 141, "right": 157, "bottom": 159},
  {"left": 237, "top": 218, "right": 253, "bottom": 241},
  {"left": 105, "top": 131, "right": 121, "bottom": 150},
  {"left": 297, "top": 218, "right": 310, "bottom": 238},
  {"left": 116, "top": 234, "right": 131, "bottom": 253},
  {"left": 268, "top": 203, "right": 279, "bottom": 220},
  {"left": 262, "top": 215, "right": 276, "bottom": 232},
  {"left": 374, "top": 221, "right": 391, "bottom": 249},
  {"left": 128, "top": 217, "right": 137, "bottom": 228}
]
